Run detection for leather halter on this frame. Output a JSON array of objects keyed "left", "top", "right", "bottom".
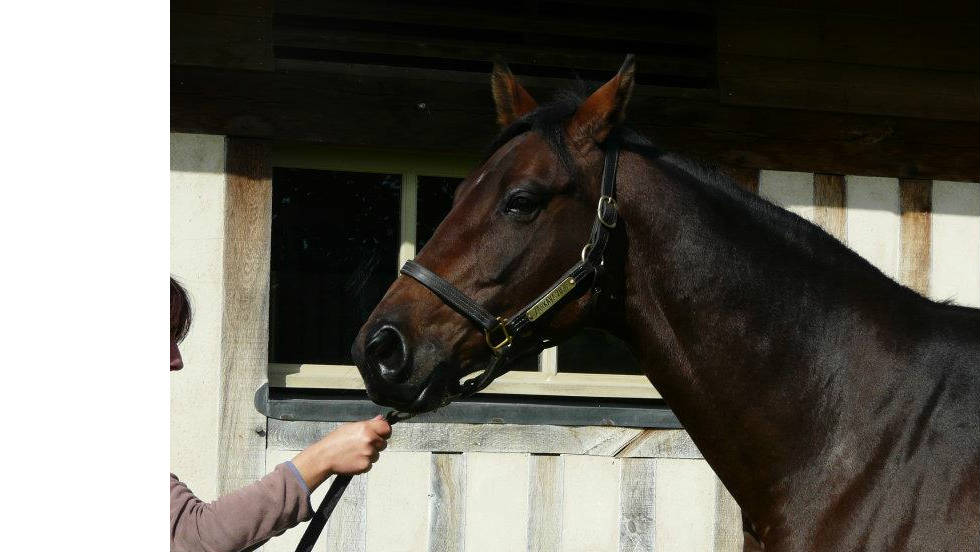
[{"left": 400, "top": 137, "right": 622, "bottom": 399}]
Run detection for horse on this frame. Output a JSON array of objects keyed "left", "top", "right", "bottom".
[{"left": 351, "top": 56, "right": 980, "bottom": 551}]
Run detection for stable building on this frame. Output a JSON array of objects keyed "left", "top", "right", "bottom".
[{"left": 170, "top": 1, "right": 979, "bottom": 550}]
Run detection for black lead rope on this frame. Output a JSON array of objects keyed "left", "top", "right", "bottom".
[{"left": 294, "top": 410, "right": 412, "bottom": 552}]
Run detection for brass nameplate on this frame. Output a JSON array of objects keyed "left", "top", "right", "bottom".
[{"left": 527, "top": 277, "right": 576, "bottom": 321}]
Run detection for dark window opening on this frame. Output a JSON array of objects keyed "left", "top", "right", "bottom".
[
  {"left": 557, "top": 328, "right": 642, "bottom": 375},
  {"left": 270, "top": 168, "right": 401, "bottom": 365}
]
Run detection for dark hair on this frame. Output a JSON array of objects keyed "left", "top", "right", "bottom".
[{"left": 170, "top": 277, "right": 192, "bottom": 343}]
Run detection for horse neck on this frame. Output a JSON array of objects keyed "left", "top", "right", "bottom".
[{"left": 606, "top": 152, "right": 919, "bottom": 521}]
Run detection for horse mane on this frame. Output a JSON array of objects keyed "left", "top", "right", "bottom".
[{"left": 486, "top": 89, "right": 927, "bottom": 302}]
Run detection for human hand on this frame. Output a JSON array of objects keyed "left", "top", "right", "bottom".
[{"left": 291, "top": 415, "right": 391, "bottom": 491}]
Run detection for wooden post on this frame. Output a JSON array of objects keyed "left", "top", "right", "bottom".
[
  {"left": 899, "top": 179, "right": 932, "bottom": 296},
  {"left": 814, "top": 174, "right": 847, "bottom": 243},
  {"left": 722, "top": 167, "right": 760, "bottom": 194},
  {"left": 217, "top": 137, "right": 272, "bottom": 495}
]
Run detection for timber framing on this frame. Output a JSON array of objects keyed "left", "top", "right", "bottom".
[
  {"left": 217, "top": 138, "right": 273, "bottom": 496},
  {"left": 172, "top": 64, "right": 978, "bottom": 182},
  {"left": 172, "top": 0, "right": 979, "bottom": 183}
]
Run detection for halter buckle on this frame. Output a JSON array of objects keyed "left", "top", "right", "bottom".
[
  {"left": 485, "top": 317, "right": 512, "bottom": 353},
  {"left": 597, "top": 196, "right": 618, "bottom": 228}
]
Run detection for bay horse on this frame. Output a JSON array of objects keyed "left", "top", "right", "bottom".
[{"left": 352, "top": 56, "right": 979, "bottom": 551}]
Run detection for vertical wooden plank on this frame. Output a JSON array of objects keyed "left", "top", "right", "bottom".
[
  {"left": 365, "top": 451, "right": 432, "bottom": 552},
  {"left": 327, "top": 475, "right": 368, "bottom": 552},
  {"left": 722, "top": 167, "right": 760, "bottom": 194},
  {"left": 528, "top": 454, "right": 564, "bottom": 552},
  {"left": 619, "top": 458, "right": 656, "bottom": 552},
  {"left": 217, "top": 138, "right": 271, "bottom": 496},
  {"left": 464, "top": 453, "right": 530, "bottom": 552},
  {"left": 712, "top": 479, "right": 743, "bottom": 552},
  {"left": 931, "top": 181, "right": 980, "bottom": 307},
  {"left": 539, "top": 346, "right": 559, "bottom": 375},
  {"left": 429, "top": 453, "right": 465, "bottom": 552},
  {"left": 813, "top": 174, "right": 847, "bottom": 242},
  {"left": 560, "top": 455, "right": 621, "bottom": 552},
  {"left": 399, "top": 172, "right": 417, "bottom": 269},
  {"left": 845, "top": 176, "right": 901, "bottom": 280},
  {"left": 899, "top": 179, "right": 932, "bottom": 296},
  {"left": 653, "top": 459, "right": 716, "bottom": 552},
  {"left": 758, "top": 170, "right": 815, "bottom": 221}
]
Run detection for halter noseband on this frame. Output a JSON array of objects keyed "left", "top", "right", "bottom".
[{"left": 400, "top": 137, "right": 621, "bottom": 399}]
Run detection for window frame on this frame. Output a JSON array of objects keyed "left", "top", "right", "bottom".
[{"left": 269, "top": 142, "right": 660, "bottom": 400}]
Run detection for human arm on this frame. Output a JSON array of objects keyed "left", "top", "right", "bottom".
[
  {"left": 290, "top": 415, "right": 392, "bottom": 490},
  {"left": 170, "top": 417, "right": 391, "bottom": 552}
]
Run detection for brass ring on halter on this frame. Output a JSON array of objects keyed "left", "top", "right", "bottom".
[
  {"left": 597, "top": 196, "right": 618, "bottom": 228},
  {"left": 581, "top": 243, "right": 593, "bottom": 263},
  {"left": 485, "top": 317, "right": 512, "bottom": 353}
]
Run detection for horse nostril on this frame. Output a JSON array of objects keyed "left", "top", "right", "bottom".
[{"left": 365, "top": 326, "right": 409, "bottom": 383}]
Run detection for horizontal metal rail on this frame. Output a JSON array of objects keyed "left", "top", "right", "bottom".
[{"left": 254, "top": 384, "right": 682, "bottom": 428}]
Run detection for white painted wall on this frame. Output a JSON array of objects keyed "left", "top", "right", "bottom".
[
  {"left": 931, "top": 180, "right": 980, "bottom": 307},
  {"left": 170, "top": 132, "right": 226, "bottom": 500}
]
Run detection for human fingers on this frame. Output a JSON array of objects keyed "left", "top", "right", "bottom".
[{"left": 367, "top": 415, "right": 392, "bottom": 438}]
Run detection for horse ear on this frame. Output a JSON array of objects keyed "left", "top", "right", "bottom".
[
  {"left": 491, "top": 61, "right": 538, "bottom": 127},
  {"left": 568, "top": 54, "right": 636, "bottom": 145}
]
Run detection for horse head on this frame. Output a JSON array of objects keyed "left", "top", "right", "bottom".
[{"left": 352, "top": 56, "right": 636, "bottom": 412}]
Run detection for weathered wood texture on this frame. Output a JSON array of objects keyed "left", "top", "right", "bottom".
[
  {"left": 326, "top": 473, "right": 367, "bottom": 552},
  {"left": 264, "top": 443, "right": 737, "bottom": 552},
  {"left": 718, "top": 54, "right": 978, "bottom": 122},
  {"left": 528, "top": 455, "right": 564, "bottom": 552},
  {"left": 171, "top": 12, "right": 273, "bottom": 70},
  {"left": 718, "top": 4, "right": 979, "bottom": 121},
  {"left": 216, "top": 138, "right": 272, "bottom": 496},
  {"left": 171, "top": 65, "right": 979, "bottom": 182},
  {"left": 619, "top": 459, "right": 657, "bottom": 552},
  {"left": 268, "top": 419, "right": 705, "bottom": 458},
  {"left": 744, "top": 170, "right": 979, "bottom": 309},
  {"left": 721, "top": 167, "right": 759, "bottom": 194},
  {"left": 813, "top": 174, "right": 847, "bottom": 242},
  {"left": 429, "top": 453, "right": 465, "bottom": 552},
  {"left": 713, "top": 479, "right": 743, "bottom": 552},
  {"left": 900, "top": 179, "right": 933, "bottom": 295}
]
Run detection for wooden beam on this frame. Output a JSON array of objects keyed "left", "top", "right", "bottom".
[
  {"left": 721, "top": 167, "right": 760, "bottom": 194},
  {"left": 813, "top": 174, "right": 847, "bottom": 242},
  {"left": 277, "top": 0, "right": 714, "bottom": 48},
  {"left": 171, "top": 12, "right": 272, "bottom": 71},
  {"left": 268, "top": 419, "right": 655, "bottom": 457},
  {"left": 718, "top": 6, "right": 978, "bottom": 73},
  {"left": 900, "top": 179, "right": 933, "bottom": 295},
  {"left": 718, "top": 54, "right": 979, "bottom": 122},
  {"left": 268, "top": 363, "right": 662, "bottom": 399},
  {"left": 272, "top": 26, "right": 713, "bottom": 81},
  {"left": 217, "top": 138, "right": 272, "bottom": 496},
  {"left": 171, "top": 65, "right": 980, "bottom": 182}
]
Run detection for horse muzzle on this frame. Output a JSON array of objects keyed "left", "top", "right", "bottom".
[{"left": 352, "top": 322, "right": 452, "bottom": 412}]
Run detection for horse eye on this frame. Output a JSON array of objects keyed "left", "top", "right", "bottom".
[{"left": 504, "top": 193, "right": 539, "bottom": 216}]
